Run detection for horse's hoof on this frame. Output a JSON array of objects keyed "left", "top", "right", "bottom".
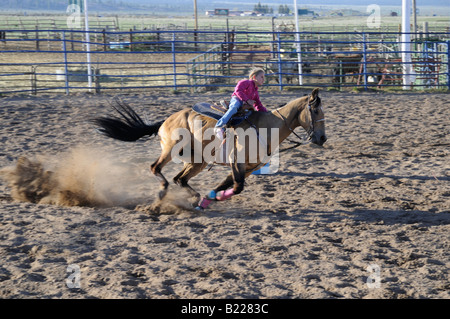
[
  {"left": 197, "top": 197, "right": 212, "bottom": 209},
  {"left": 158, "top": 189, "right": 167, "bottom": 200}
]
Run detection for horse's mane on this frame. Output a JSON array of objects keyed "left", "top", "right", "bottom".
[
  {"left": 292, "top": 93, "right": 321, "bottom": 110},
  {"left": 275, "top": 95, "right": 309, "bottom": 113}
]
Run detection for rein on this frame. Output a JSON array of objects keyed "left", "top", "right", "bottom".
[{"left": 275, "top": 108, "right": 308, "bottom": 144}]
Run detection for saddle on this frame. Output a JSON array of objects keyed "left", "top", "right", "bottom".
[{"left": 192, "top": 100, "right": 253, "bottom": 127}]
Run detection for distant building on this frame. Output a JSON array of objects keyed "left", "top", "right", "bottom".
[
  {"left": 229, "top": 10, "right": 245, "bottom": 16},
  {"left": 298, "top": 9, "right": 315, "bottom": 16},
  {"left": 205, "top": 10, "right": 258, "bottom": 17},
  {"left": 241, "top": 11, "right": 257, "bottom": 16},
  {"left": 214, "top": 9, "right": 229, "bottom": 16}
]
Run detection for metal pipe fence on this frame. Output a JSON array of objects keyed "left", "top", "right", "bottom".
[{"left": 0, "top": 29, "right": 448, "bottom": 95}]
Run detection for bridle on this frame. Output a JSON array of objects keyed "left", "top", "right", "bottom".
[
  {"left": 305, "top": 97, "right": 325, "bottom": 140},
  {"left": 276, "top": 95, "right": 325, "bottom": 145}
]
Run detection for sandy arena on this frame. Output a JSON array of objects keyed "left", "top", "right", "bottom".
[{"left": 0, "top": 89, "right": 448, "bottom": 299}]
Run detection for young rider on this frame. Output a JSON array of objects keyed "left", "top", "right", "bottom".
[
  {"left": 214, "top": 68, "right": 268, "bottom": 140},
  {"left": 196, "top": 68, "right": 268, "bottom": 210}
]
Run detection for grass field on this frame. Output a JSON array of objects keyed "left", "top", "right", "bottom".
[{"left": 0, "top": 12, "right": 448, "bottom": 32}]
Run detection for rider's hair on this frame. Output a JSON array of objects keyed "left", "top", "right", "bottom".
[{"left": 248, "top": 67, "right": 265, "bottom": 80}]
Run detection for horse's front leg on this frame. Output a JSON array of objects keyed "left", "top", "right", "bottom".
[
  {"left": 215, "top": 162, "right": 246, "bottom": 199},
  {"left": 214, "top": 174, "right": 234, "bottom": 193},
  {"left": 213, "top": 174, "right": 234, "bottom": 201},
  {"left": 195, "top": 173, "right": 233, "bottom": 210},
  {"left": 195, "top": 163, "right": 246, "bottom": 210},
  {"left": 233, "top": 163, "right": 246, "bottom": 193}
]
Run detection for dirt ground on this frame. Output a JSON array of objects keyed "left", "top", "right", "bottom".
[{"left": 0, "top": 89, "right": 448, "bottom": 299}]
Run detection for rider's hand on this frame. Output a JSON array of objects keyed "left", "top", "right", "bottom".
[{"left": 243, "top": 100, "right": 255, "bottom": 111}]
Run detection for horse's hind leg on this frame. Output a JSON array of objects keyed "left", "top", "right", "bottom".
[
  {"left": 150, "top": 150, "right": 172, "bottom": 199},
  {"left": 173, "top": 162, "right": 207, "bottom": 199}
]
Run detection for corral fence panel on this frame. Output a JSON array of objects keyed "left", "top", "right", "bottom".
[{"left": 0, "top": 29, "right": 448, "bottom": 95}]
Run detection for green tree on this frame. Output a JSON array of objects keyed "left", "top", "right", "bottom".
[{"left": 254, "top": 2, "right": 262, "bottom": 13}]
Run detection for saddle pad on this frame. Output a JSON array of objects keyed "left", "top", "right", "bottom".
[
  {"left": 192, "top": 102, "right": 227, "bottom": 121},
  {"left": 192, "top": 102, "right": 252, "bottom": 127}
]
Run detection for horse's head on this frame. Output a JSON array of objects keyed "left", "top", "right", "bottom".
[{"left": 300, "top": 88, "right": 327, "bottom": 146}]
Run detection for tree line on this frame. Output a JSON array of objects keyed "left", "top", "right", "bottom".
[{"left": 254, "top": 2, "right": 291, "bottom": 14}]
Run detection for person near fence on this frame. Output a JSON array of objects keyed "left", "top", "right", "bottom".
[{"left": 214, "top": 68, "right": 268, "bottom": 140}]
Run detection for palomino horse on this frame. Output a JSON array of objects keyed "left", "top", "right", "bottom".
[{"left": 92, "top": 88, "right": 326, "bottom": 210}]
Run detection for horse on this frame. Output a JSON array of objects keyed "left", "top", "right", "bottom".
[{"left": 92, "top": 88, "right": 327, "bottom": 210}]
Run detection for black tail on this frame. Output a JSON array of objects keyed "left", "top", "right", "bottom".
[{"left": 91, "top": 98, "right": 163, "bottom": 142}]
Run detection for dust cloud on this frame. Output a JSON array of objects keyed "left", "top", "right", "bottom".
[{"left": 0, "top": 146, "right": 150, "bottom": 207}]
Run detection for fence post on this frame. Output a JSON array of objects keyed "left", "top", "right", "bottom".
[
  {"left": 277, "top": 33, "right": 283, "bottom": 91},
  {"left": 447, "top": 41, "right": 450, "bottom": 90},
  {"left": 271, "top": 17, "right": 276, "bottom": 58},
  {"left": 62, "top": 31, "right": 70, "bottom": 95},
  {"left": 186, "top": 61, "right": 192, "bottom": 92},
  {"left": 129, "top": 29, "right": 133, "bottom": 51},
  {"left": 172, "top": 33, "right": 177, "bottom": 90},
  {"left": 94, "top": 67, "right": 101, "bottom": 93},
  {"left": 156, "top": 29, "right": 160, "bottom": 51},
  {"left": 70, "top": 31, "right": 74, "bottom": 51},
  {"left": 362, "top": 32, "right": 368, "bottom": 90},
  {"left": 191, "top": 60, "right": 196, "bottom": 92},
  {"left": 102, "top": 29, "right": 107, "bottom": 51},
  {"left": 194, "top": 29, "right": 198, "bottom": 52},
  {"left": 35, "top": 26, "right": 40, "bottom": 51},
  {"left": 30, "top": 66, "right": 37, "bottom": 95}
]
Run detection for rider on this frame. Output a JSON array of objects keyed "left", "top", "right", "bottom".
[{"left": 214, "top": 67, "right": 268, "bottom": 140}]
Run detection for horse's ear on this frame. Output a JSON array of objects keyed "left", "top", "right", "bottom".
[{"left": 311, "top": 88, "right": 319, "bottom": 99}]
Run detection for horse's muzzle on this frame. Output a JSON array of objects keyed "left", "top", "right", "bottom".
[{"left": 311, "top": 134, "right": 327, "bottom": 146}]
